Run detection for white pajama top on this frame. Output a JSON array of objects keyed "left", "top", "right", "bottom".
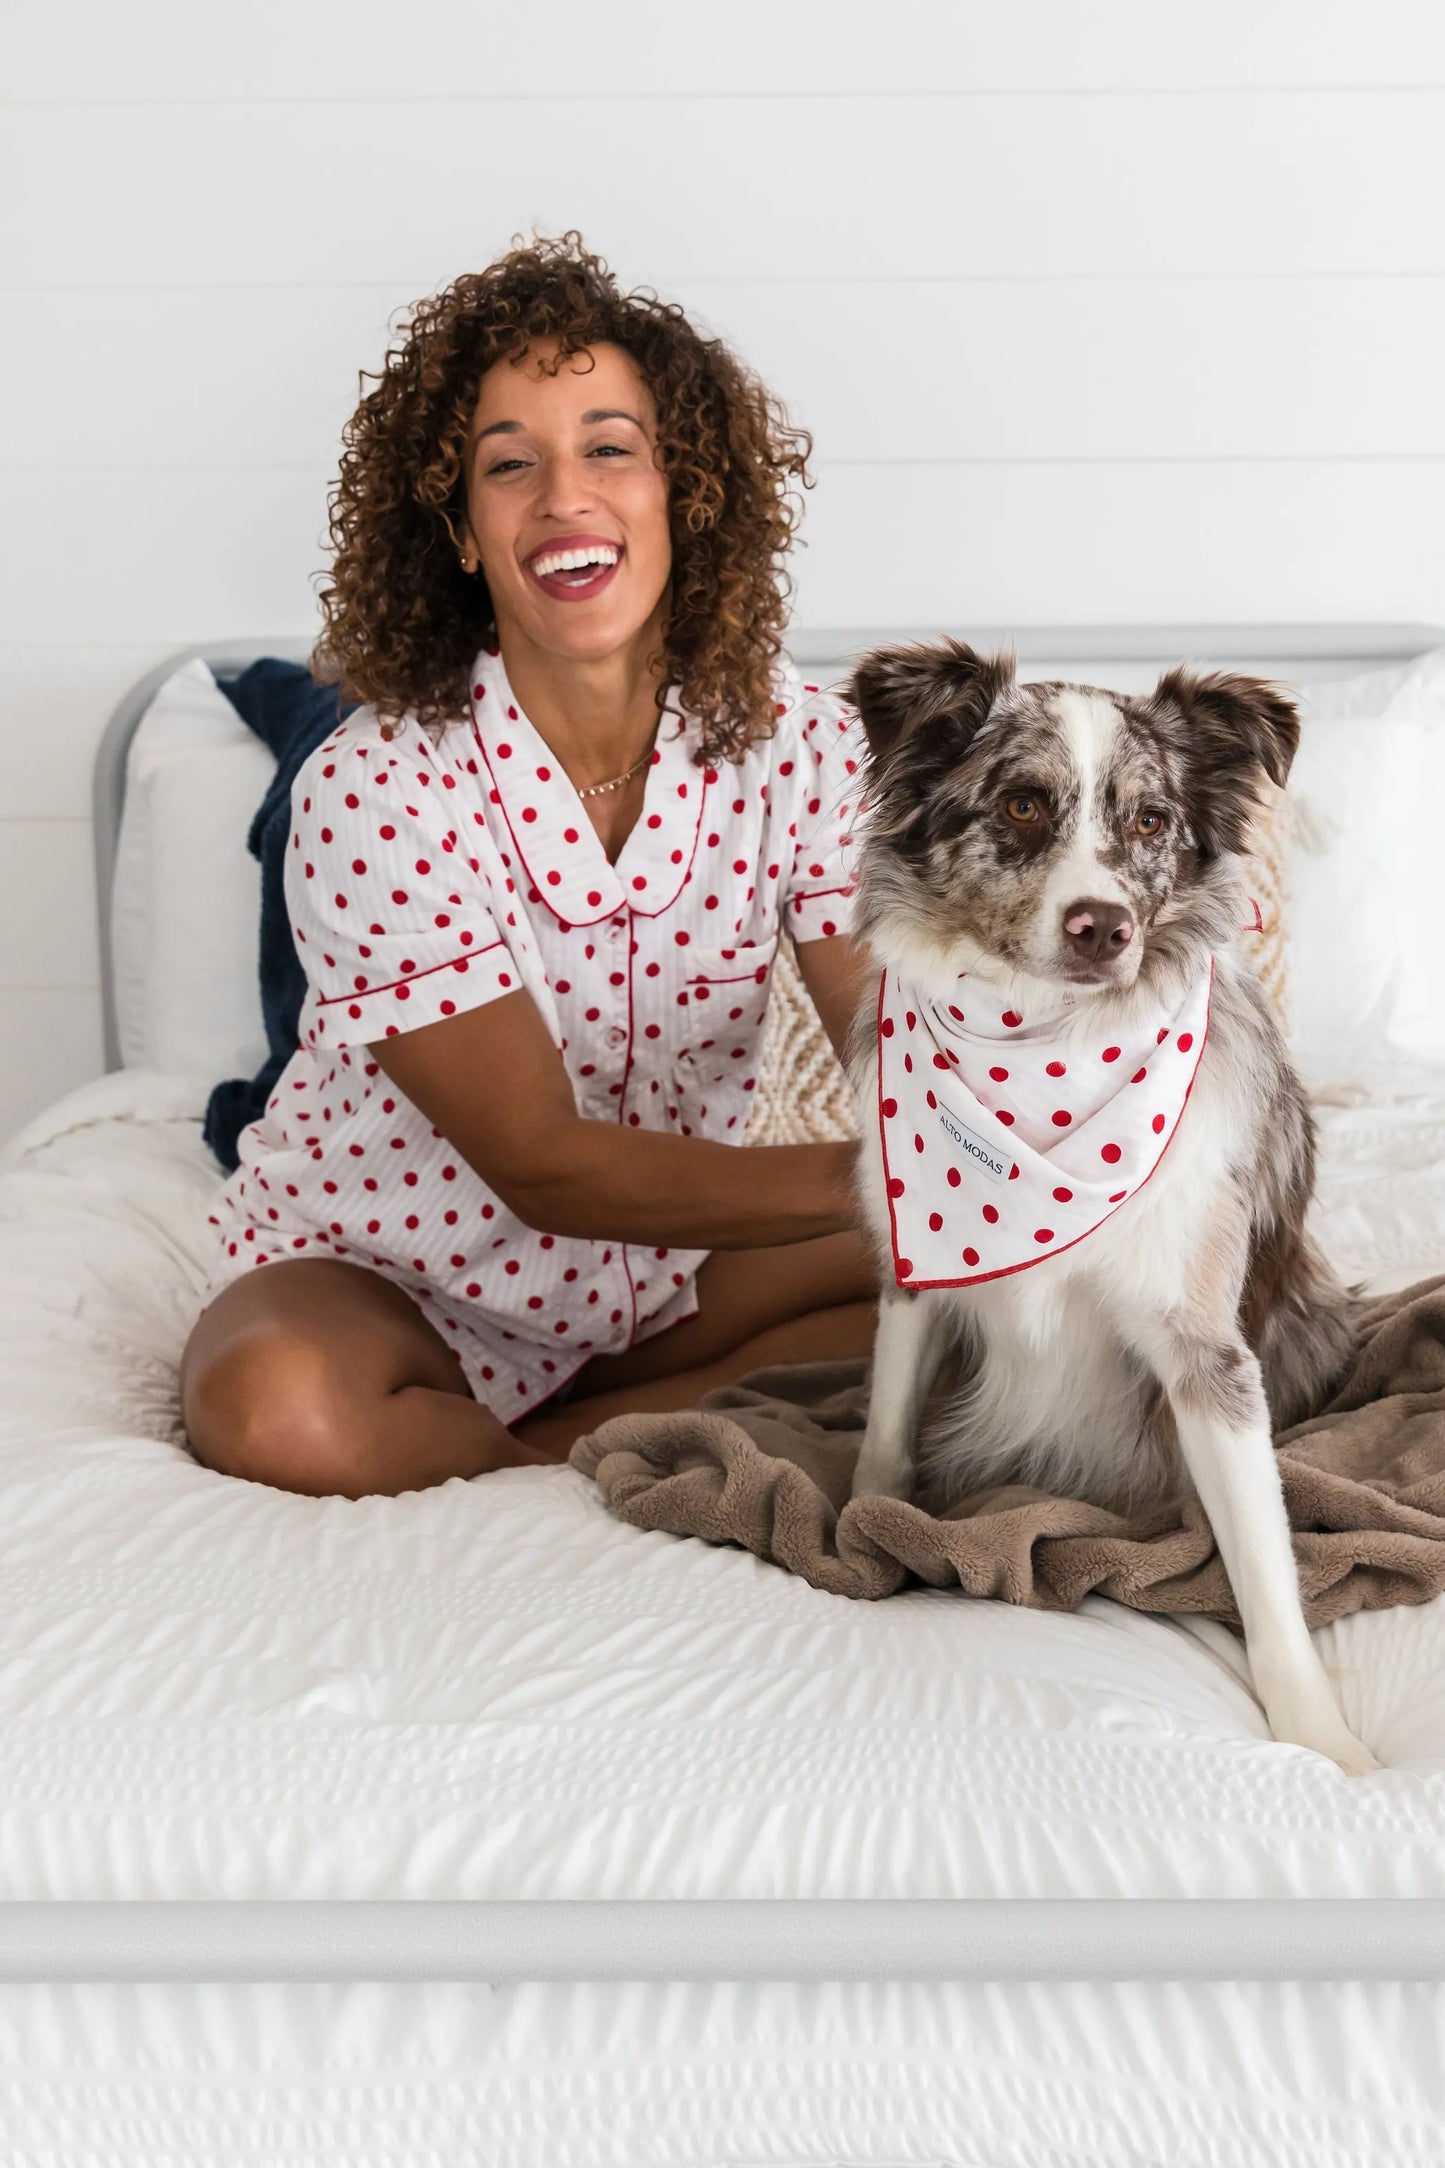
[{"left": 200, "top": 641, "right": 866, "bottom": 1421}]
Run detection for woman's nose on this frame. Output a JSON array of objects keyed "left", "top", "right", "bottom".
[{"left": 532, "top": 453, "right": 601, "bottom": 511}]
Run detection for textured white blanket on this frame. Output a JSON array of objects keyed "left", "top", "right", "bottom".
[{"left": 1, "top": 1068, "right": 1444, "bottom": 1909}]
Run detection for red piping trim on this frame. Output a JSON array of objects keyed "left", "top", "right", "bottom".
[
  {"left": 618, "top": 905, "right": 640, "bottom": 1348},
  {"left": 629, "top": 758, "right": 709, "bottom": 921},
  {"left": 471, "top": 718, "right": 619, "bottom": 929},
  {"left": 879, "top": 957, "right": 1216, "bottom": 1291},
  {"left": 684, "top": 969, "right": 771, "bottom": 990},
  {"left": 470, "top": 712, "right": 709, "bottom": 927},
  {"left": 315, "top": 939, "right": 505, "bottom": 1007}
]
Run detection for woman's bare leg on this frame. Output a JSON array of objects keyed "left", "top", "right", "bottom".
[
  {"left": 180, "top": 1259, "right": 546, "bottom": 1498},
  {"left": 513, "top": 1294, "right": 879, "bottom": 1461},
  {"left": 551, "top": 1227, "right": 880, "bottom": 1399},
  {"left": 179, "top": 1229, "right": 881, "bottom": 1499}
]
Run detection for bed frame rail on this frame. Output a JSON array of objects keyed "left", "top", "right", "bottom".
[{"left": 5, "top": 1899, "right": 1445, "bottom": 1984}]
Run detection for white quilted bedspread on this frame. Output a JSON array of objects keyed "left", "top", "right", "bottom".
[{"left": 2, "top": 1067, "right": 1445, "bottom": 1909}]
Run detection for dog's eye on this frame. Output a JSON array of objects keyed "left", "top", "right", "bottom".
[
  {"left": 1134, "top": 808, "right": 1167, "bottom": 837},
  {"left": 1002, "top": 794, "right": 1042, "bottom": 826}
]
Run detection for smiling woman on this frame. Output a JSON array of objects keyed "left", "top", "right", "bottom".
[
  {"left": 178, "top": 229, "right": 880, "bottom": 1501},
  {"left": 451, "top": 331, "right": 680, "bottom": 829},
  {"left": 478, "top": 399, "right": 640, "bottom": 602}
]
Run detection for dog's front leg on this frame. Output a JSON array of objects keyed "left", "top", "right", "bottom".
[
  {"left": 1138, "top": 1319, "right": 1378, "bottom": 1775},
  {"left": 850, "top": 1288, "right": 951, "bottom": 1502}
]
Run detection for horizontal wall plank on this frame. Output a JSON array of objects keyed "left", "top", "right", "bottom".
[
  {"left": 735, "top": 279, "right": 1445, "bottom": 462},
  {"left": 0, "top": 822, "right": 98, "bottom": 986},
  {"left": 6, "top": 279, "right": 1445, "bottom": 473},
  {"left": 0, "top": 289, "right": 398, "bottom": 472},
  {"left": 0, "top": 645, "right": 185, "bottom": 819},
  {"left": 5, "top": 0, "right": 1443, "bottom": 99},
  {"left": 0, "top": 472, "right": 328, "bottom": 644},
  {"left": 0, "top": 991, "right": 103, "bottom": 1149},
  {"left": 6, "top": 94, "right": 1444, "bottom": 288},
  {"left": 3, "top": 461, "right": 1442, "bottom": 643},
  {"left": 790, "top": 460, "right": 1445, "bottom": 627}
]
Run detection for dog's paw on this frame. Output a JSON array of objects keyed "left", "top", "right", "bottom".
[
  {"left": 1273, "top": 1708, "right": 1382, "bottom": 1777},
  {"left": 1324, "top": 1731, "right": 1383, "bottom": 1779},
  {"left": 850, "top": 1443, "right": 915, "bottom": 1503}
]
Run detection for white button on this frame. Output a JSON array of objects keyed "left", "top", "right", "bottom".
[
  {"left": 608, "top": 918, "right": 626, "bottom": 941},
  {"left": 606, "top": 1025, "right": 627, "bottom": 1049}
]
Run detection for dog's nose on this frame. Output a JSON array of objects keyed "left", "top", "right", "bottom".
[{"left": 1061, "top": 898, "right": 1135, "bottom": 960}]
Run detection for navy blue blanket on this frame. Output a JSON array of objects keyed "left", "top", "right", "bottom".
[{"left": 202, "top": 660, "right": 362, "bottom": 1172}]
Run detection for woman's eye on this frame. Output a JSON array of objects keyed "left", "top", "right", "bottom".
[
  {"left": 1134, "top": 809, "right": 1167, "bottom": 837},
  {"left": 1003, "top": 794, "right": 1041, "bottom": 825},
  {"left": 487, "top": 444, "right": 627, "bottom": 476}
]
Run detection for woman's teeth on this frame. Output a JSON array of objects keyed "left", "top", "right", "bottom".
[{"left": 530, "top": 545, "right": 621, "bottom": 580}]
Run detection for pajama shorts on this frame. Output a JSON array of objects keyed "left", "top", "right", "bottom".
[{"left": 197, "top": 1243, "right": 702, "bottom": 1428}]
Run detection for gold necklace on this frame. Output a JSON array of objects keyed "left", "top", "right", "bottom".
[{"left": 574, "top": 727, "right": 660, "bottom": 799}]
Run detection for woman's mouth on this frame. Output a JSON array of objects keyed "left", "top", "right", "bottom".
[{"left": 524, "top": 541, "right": 624, "bottom": 603}]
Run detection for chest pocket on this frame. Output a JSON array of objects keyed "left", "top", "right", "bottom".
[{"left": 669, "top": 932, "right": 780, "bottom": 1138}]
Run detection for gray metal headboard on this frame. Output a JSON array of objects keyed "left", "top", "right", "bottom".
[{"left": 92, "top": 623, "right": 1445, "bottom": 1072}]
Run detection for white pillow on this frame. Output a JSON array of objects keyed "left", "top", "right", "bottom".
[
  {"left": 110, "top": 657, "right": 275, "bottom": 1078},
  {"left": 1287, "top": 647, "right": 1445, "bottom": 1086}
]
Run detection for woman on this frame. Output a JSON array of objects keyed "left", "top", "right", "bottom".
[{"left": 180, "top": 229, "right": 880, "bottom": 1499}]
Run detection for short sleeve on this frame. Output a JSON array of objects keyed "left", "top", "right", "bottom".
[
  {"left": 284, "top": 725, "right": 521, "bottom": 1052},
  {"left": 781, "top": 691, "right": 868, "bottom": 943}
]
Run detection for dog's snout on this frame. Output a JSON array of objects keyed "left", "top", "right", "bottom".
[{"left": 1061, "top": 898, "right": 1134, "bottom": 960}]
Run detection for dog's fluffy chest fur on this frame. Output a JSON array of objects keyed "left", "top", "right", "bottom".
[{"left": 848, "top": 955, "right": 1264, "bottom": 1514}]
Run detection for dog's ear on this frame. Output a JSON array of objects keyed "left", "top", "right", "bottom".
[
  {"left": 1149, "top": 667, "right": 1301, "bottom": 856},
  {"left": 846, "top": 638, "right": 1016, "bottom": 765}
]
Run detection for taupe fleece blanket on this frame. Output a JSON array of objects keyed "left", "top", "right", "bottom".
[{"left": 568, "top": 1274, "right": 1445, "bottom": 1631}]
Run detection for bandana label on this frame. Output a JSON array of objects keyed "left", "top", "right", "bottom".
[
  {"left": 877, "top": 958, "right": 1214, "bottom": 1290},
  {"left": 934, "top": 1099, "right": 1009, "bottom": 1183}
]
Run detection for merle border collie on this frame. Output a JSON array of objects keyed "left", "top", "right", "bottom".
[{"left": 840, "top": 638, "right": 1376, "bottom": 1776}]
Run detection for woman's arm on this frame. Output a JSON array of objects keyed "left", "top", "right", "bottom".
[
  {"left": 369, "top": 990, "right": 859, "bottom": 1250},
  {"left": 791, "top": 931, "right": 876, "bottom": 1065}
]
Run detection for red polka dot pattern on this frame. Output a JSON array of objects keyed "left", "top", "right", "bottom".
[
  {"left": 206, "top": 641, "right": 870, "bottom": 1419},
  {"left": 878, "top": 958, "right": 1213, "bottom": 1287}
]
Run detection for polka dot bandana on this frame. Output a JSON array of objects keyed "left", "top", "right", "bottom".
[{"left": 876, "top": 958, "right": 1213, "bottom": 1288}]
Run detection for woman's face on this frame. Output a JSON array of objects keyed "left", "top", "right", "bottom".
[{"left": 461, "top": 336, "right": 672, "bottom": 666}]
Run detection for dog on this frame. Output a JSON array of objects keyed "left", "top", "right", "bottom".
[{"left": 840, "top": 638, "right": 1378, "bottom": 1776}]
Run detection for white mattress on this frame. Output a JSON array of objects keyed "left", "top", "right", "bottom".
[{"left": 3, "top": 1068, "right": 1445, "bottom": 2163}]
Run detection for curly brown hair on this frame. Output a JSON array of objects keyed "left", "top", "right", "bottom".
[{"left": 310, "top": 229, "right": 815, "bottom": 766}]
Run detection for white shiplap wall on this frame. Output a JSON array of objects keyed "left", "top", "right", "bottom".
[{"left": 2, "top": 0, "right": 1444, "bottom": 1142}]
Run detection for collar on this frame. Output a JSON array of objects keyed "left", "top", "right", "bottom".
[{"left": 466, "top": 642, "right": 713, "bottom": 927}]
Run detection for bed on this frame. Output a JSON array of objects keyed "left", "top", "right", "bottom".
[{"left": 2, "top": 623, "right": 1445, "bottom": 2165}]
